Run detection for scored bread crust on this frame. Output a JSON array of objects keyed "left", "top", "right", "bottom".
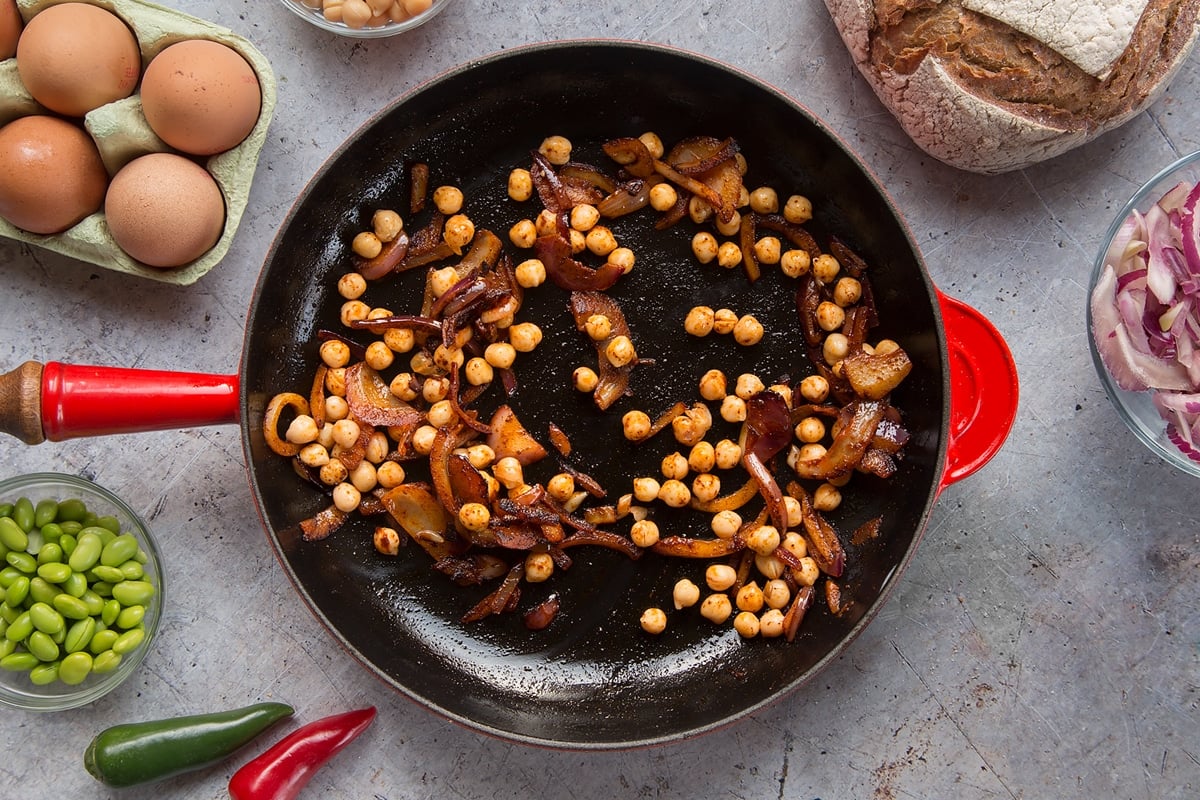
[{"left": 825, "top": 0, "right": 1200, "bottom": 173}]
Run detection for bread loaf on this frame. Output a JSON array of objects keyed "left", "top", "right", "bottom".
[{"left": 824, "top": 0, "right": 1200, "bottom": 173}]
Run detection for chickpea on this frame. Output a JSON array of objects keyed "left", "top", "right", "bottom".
[
  {"left": 732, "top": 314, "right": 764, "bottom": 346},
  {"left": 508, "top": 168, "right": 533, "bottom": 201},
  {"left": 432, "top": 185, "right": 464, "bottom": 215},
  {"left": 713, "top": 439, "right": 741, "bottom": 470},
  {"left": 691, "top": 473, "right": 721, "bottom": 503},
  {"left": 352, "top": 231, "right": 382, "bottom": 259},
  {"left": 509, "top": 219, "right": 538, "bottom": 248},
  {"left": 698, "top": 369, "right": 727, "bottom": 401},
  {"left": 746, "top": 525, "right": 781, "bottom": 557},
  {"left": 823, "top": 333, "right": 850, "bottom": 366},
  {"left": 716, "top": 241, "right": 742, "bottom": 269},
  {"left": 763, "top": 579, "right": 791, "bottom": 610},
  {"left": 640, "top": 607, "right": 668, "bottom": 634},
  {"left": 687, "top": 195, "right": 714, "bottom": 224},
  {"left": 795, "top": 416, "right": 826, "bottom": 443},
  {"left": 630, "top": 519, "right": 660, "bottom": 548},
  {"left": 443, "top": 214, "right": 474, "bottom": 252},
  {"left": 365, "top": 430, "right": 390, "bottom": 463},
  {"left": 585, "top": 225, "right": 618, "bottom": 257},
  {"left": 525, "top": 551, "right": 555, "bottom": 583},
  {"left": 514, "top": 258, "right": 546, "bottom": 287},
  {"left": 340, "top": 0, "right": 371, "bottom": 27},
  {"left": 649, "top": 182, "right": 678, "bottom": 211},
  {"left": 812, "top": 253, "right": 841, "bottom": 283},
  {"left": 712, "top": 308, "right": 738, "bottom": 334},
  {"left": 734, "top": 611, "right": 760, "bottom": 638},
  {"left": 376, "top": 460, "right": 406, "bottom": 489},
  {"left": 585, "top": 314, "right": 613, "bottom": 341},
  {"left": 816, "top": 301, "right": 846, "bottom": 332},
  {"left": 673, "top": 578, "right": 700, "bottom": 610},
  {"left": 688, "top": 441, "right": 716, "bottom": 473},
  {"left": 337, "top": 272, "right": 367, "bottom": 300},
  {"left": 364, "top": 340, "right": 394, "bottom": 371},
  {"left": 464, "top": 357, "right": 494, "bottom": 386},
  {"left": 325, "top": 368, "right": 347, "bottom": 397},
  {"left": 759, "top": 608, "right": 786, "bottom": 638},
  {"left": 875, "top": 338, "right": 902, "bottom": 355},
  {"left": 383, "top": 327, "right": 415, "bottom": 353},
  {"left": 332, "top": 481, "right": 362, "bottom": 513},
  {"left": 734, "top": 373, "right": 765, "bottom": 400},
  {"left": 372, "top": 209, "right": 403, "bottom": 242},
  {"left": 339, "top": 300, "right": 369, "bottom": 328},
  {"left": 534, "top": 208, "right": 558, "bottom": 238},
  {"left": 349, "top": 460, "right": 378, "bottom": 493},
  {"left": 485, "top": 341, "right": 517, "bottom": 370},
  {"left": 706, "top": 563, "right": 737, "bottom": 591},
  {"left": 605, "top": 335, "right": 637, "bottom": 368},
  {"left": 426, "top": 399, "right": 455, "bottom": 428},
  {"left": 692, "top": 231, "right": 719, "bottom": 264},
  {"left": 421, "top": 376, "right": 449, "bottom": 403},
  {"left": 833, "top": 277, "right": 863, "bottom": 307},
  {"left": 389, "top": 372, "right": 419, "bottom": 402},
  {"left": 298, "top": 442, "right": 330, "bottom": 468},
  {"left": 510, "top": 322, "right": 543, "bottom": 352},
  {"left": 319, "top": 460, "right": 348, "bottom": 486},
  {"left": 464, "top": 444, "right": 494, "bottom": 471},
  {"left": 622, "top": 410, "right": 652, "bottom": 441},
  {"left": 784, "top": 194, "right": 813, "bottom": 224},
  {"left": 570, "top": 203, "right": 600, "bottom": 232},
  {"left": 749, "top": 186, "right": 779, "bottom": 214},
  {"left": 755, "top": 553, "right": 786, "bottom": 581},
  {"left": 661, "top": 451, "right": 689, "bottom": 481},
  {"left": 813, "top": 482, "right": 843, "bottom": 511},
  {"left": 699, "top": 593, "right": 733, "bottom": 624},
  {"left": 799, "top": 374, "right": 830, "bottom": 403},
  {"left": 796, "top": 443, "right": 827, "bottom": 462},
  {"left": 285, "top": 414, "right": 319, "bottom": 444},
  {"left": 539, "top": 134, "right": 572, "bottom": 165},
  {"left": 711, "top": 509, "right": 742, "bottom": 540},
  {"left": 657, "top": 479, "right": 691, "bottom": 508},
  {"left": 753, "top": 236, "right": 782, "bottom": 265},
  {"left": 638, "top": 131, "right": 664, "bottom": 158},
  {"left": 684, "top": 306, "right": 715, "bottom": 337},
  {"left": 780, "top": 249, "right": 812, "bottom": 278},
  {"left": 332, "top": 418, "right": 361, "bottom": 449},
  {"left": 429, "top": 266, "right": 459, "bottom": 298},
  {"left": 792, "top": 556, "right": 820, "bottom": 587},
  {"left": 324, "top": 395, "right": 349, "bottom": 422},
  {"left": 573, "top": 365, "right": 599, "bottom": 392},
  {"left": 411, "top": 425, "right": 437, "bottom": 456},
  {"left": 783, "top": 498, "right": 804, "bottom": 531},
  {"left": 607, "top": 247, "right": 636, "bottom": 274},
  {"left": 715, "top": 208, "right": 742, "bottom": 237},
  {"left": 736, "top": 581, "right": 765, "bottom": 613},
  {"left": 457, "top": 502, "right": 491, "bottom": 533},
  {"left": 632, "top": 476, "right": 661, "bottom": 503},
  {"left": 373, "top": 526, "right": 401, "bottom": 556},
  {"left": 546, "top": 473, "right": 575, "bottom": 503},
  {"left": 493, "top": 456, "right": 524, "bottom": 489}
]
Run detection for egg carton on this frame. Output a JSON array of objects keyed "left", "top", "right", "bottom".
[{"left": 0, "top": 0, "right": 278, "bottom": 285}]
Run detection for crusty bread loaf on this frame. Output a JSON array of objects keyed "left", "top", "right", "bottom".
[{"left": 824, "top": 0, "right": 1200, "bottom": 173}]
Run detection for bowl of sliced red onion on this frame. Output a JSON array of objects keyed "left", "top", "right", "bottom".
[{"left": 1088, "top": 150, "right": 1200, "bottom": 476}]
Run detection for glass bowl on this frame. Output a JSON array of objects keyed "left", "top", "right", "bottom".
[
  {"left": 1087, "top": 150, "right": 1200, "bottom": 478},
  {"left": 276, "top": 0, "right": 453, "bottom": 38},
  {"left": 0, "top": 473, "right": 163, "bottom": 711}
]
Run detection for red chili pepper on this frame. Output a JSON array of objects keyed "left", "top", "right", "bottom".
[{"left": 227, "top": 706, "right": 377, "bottom": 800}]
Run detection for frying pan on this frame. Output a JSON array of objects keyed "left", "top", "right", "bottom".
[{"left": 0, "top": 41, "right": 1018, "bottom": 748}]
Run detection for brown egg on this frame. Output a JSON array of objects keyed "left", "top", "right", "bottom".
[
  {"left": 104, "top": 153, "right": 225, "bottom": 268},
  {"left": 15, "top": 3, "right": 140, "bottom": 117},
  {"left": 0, "top": 115, "right": 108, "bottom": 234},
  {"left": 0, "top": 0, "right": 23, "bottom": 61},
  {"left": 140, "top": 39, "right": 262, "bottom": 156}
]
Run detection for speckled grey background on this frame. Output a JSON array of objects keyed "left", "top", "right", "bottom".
[{"left": 1, "top": 1, "right": 1198, "bottom": 798}]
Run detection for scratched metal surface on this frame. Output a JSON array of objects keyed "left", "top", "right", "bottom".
[{"left": 0, "top": 1, "right": 1197, "bottom": 797}]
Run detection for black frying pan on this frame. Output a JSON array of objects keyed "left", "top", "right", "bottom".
[{"left": 0, "top": 41, "right": 1018, "bottom": 748}]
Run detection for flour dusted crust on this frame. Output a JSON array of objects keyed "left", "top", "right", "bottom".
[{"left": 824, "top": 0, "right": 1200, "bottom": 173}]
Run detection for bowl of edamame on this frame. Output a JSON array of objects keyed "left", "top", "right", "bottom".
[{"left": 0, "top": 473, "right": 163, "bottom": 711}]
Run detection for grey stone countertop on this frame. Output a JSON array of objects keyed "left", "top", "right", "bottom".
[{"left": 1, "top": 1, "right": 1198, "bottom": 798}]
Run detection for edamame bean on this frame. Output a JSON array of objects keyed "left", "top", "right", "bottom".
[
  {"left": 89, "top": 565, "right": 125, "bottom": 584},
  {"left": 100, "top": 534, "right": 139, "bottom": 568},
  {"left": 97, "top": 516, "right": 121, "bottom": 535},
  {"left": 0, "top": 651, "right": 39, "bottom": 671},
  {"left": 112, "top": 628, "right": 144, "bottom": 655},
  {"left": 0, "top": 638, "right": 15, "bottom": 658},
  {"left": 40, "top": 522, "right": 62, "bottom": 543},
  {"left": 58, "top": 651, "right": 92, "bottom": 684},
  {"left": 28, "top": 577, "right": 59, "bottom": 605},
  {"left": 56, "top": 498, "right": 87, "bottom": 522},
  {"left": 68, "top": 532, "right": 103, "bottom": 573},
  {"left": 53, "top": 593, "right": 90, "bottom": 621},
  {"left": 101, "top": 598, "right": 120, "bottom": 626},
  {"left": 91, "top": 650, "right": 121, "bottom": 674},
  {"left": 33, "top": 499, "right": 58, "bottom": 528},
  {"left": 36, "top": 542, "right": 63, "bottom": 565},
  {"left": 0, "top": 603, "right": 18, "bottom": 623},
  {"left": 59, "top": 520, "right": 82, "bottom": 536},
  {"left": 65, "top": 617, "right": 96, "bottom": 653},
  {"left": 36, "top": 562, "right": 72, "bottom": 584},
  {"left": 80, "top": 591, "right": 105, "bottom": 616},
  {"left": 62, "top": 571, "right": 87, "bottom": 598},
  {"left": 5, "top": 551, "right": 36, "bottom": 574},
  {"left": 28, "top": 602, "right": 64, "bottom": 635},
  {"left": 91, "top": 581, "right": 113, "bottom": 597},
  {"left": 11, "top": 497, "right": 34, "bottom": 532},
  {"left": 27, "top": 630, "right": 59, "bottom": 661},
  {"left": 89, "top": 629, "right": 119, "bottom": 655},
  {"left": 118, "top": 561, "right": 143, "bottom": 580},
  {"left": 59, "top": 534, "right": 77, "bottom": 556},
  {"left": 5, "top": 576, "right": 29, "bottom": 607},
  {"left": 0, "top": 567, "right": 20, "bottom": 588},
  {"left": 0, "top": 517, "right": 28, "bottom": 551},
  {"left": 6, "top": 611, "right": 32, "bottom": 642},
  {"left": 0, "top": 502, "right": 12, "bottom": 517},
  {"left": 115, "top": 605, "right": 144, "bottom": 629},
  {"left": 29, "top": 662, "right": 59, "bottom": 685},
  {"left": 111, "top": 581, "right": 154, "bottom": 607}
]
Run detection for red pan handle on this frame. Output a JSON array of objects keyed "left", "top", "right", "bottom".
[
  {"left": 0, "top": 361, "right": 240, "bottom": 444},
  {"left": 937, "top": 292, "right": 1018, "bottom": 493}
]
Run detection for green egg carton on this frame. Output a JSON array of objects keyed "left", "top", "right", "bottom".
[{"left": 0, "top": 0, "right": 278, "bottom": 285}]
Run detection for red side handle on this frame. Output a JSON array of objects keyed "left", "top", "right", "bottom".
[
  {"left": 937, "top": 292, "right": 1018, "bottom": 492},
  {"left": 26, "top": 361, "right": 239, "bottom": 443}
]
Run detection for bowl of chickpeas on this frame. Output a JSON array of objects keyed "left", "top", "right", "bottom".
[
  {"left": 277, "top": 0, "right": 453, "bottom": 37},
  {"left": 0, "top": 473, "right": 163, "bottom": 712}
]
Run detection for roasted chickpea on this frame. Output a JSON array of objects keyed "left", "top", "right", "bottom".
[
  {"left": 319, "top": 459, "right": 348, "bottom": 486},
  {"left": 298, "top": 442, "right": 330, "bottom": 468},
  {"left": 720, "top": 395, "right": 746, "bottom": 423},
  {"left": 493, "top": 456, "right": 524, "bottom": 489},
  {"left": 700, "top": 594, "right": 733, "bottom": 624},
  {"left": 383, "top": 327, "right": 414, "bottom": 354},
  {"left": 746, "top": 525, "right": 781, "bottom": 557},
  {"left": 833, "top": 276, "right": 863, "bottom": 307},
  {"left": 349, "top": 460, "right": 378, "bottom": 493},
  {"left": 793, "top": 556, "right": 820, "bottom": 587},
  {"left": 510, "top": 322, "right": 543, "bottom": 352},
  {"left": 509, "top": 219, "right": 538, "bottom": 249},
  {"left": 657, "top": 479, "right": 691, "bottom": 508},
  {"left": 622, "top": 410, "right": 652, "bottom": 441},
  {"left": 586, "top": 225, "right": 618, "bottom": 256},
  {"left": 630, "top": 519, "right": 660, "bottom": 548},
  {"left": 332, "top": 482, "right": 361, "bottom": 513},
  {"left": 716, "top": 241, "right": 742, "bottom": 269},
  {"left": 759, "top": 608, "right": 786, "bottom": 638},
  {"left": 715, "top": 208, "right": 742, "bottom": 237},
  {"left": 795, "top": 416, "right": 826, "bottom": 443},
  {"left": 755, "top": 553, "right": 786, "bottom": 581},
  {"left": 372, "top": 209, "right": 403, "bottom": 242},
  {"left": 649, "top": 182, "right": 678, "bottom": 211},
  {"left": 813, "top": 482, "right": 843, "bottom": 511},
  {"left": 816, "top": 301, "right": 846, "bottom": 332},
  {"left": 573, "top": 365, "right": 599, "bottom": 392},
  {"left": 352, "top": 231, "right": 382, "bottom": 259},
  {"left": 753, "top": 236, "right": 782, "bottom": 265},
  {"left": 373, "top": 526, "right": 401, "bottom": 556},
  {"left": 376, "top": 460, "right": 407, "bottom": 490},
  {"left": 585, "top": 314, "right": 613, "bottom": 341},
  {"left": 340, "top": 299, "right": 370, "bottom": 327},
  {"left": 711, "top": 510, "right": 742, "bottom": 540},
  {"left": 732, "top": 314, "right": 764, "bottom": 346},
  {"left": 763, "top": 579, "right": 791, "bottom": 610},
  {"left": 712, "top": 308, "right": 738, "bottom": 334},
  {"left": 444, "top": 214, "right": 474, "bottom": 252},
  {"left": 735, "top": 373, "right": 765, "bottom": 399},
  {"left": 421, "top": 376, "right": 449, "bottom": 403},
  {"left": 464, "top": 357, "right": 494, "bottom": 386},
  {"left": 661, "top": 451, "right": 689, "bottom": 481},
  {"left": 734, "top": 611, "right": 760, "bottom": 638},
  {"left": 688, "top": 195, "right": 714, "bottom": 224},
  {"left": 485, "top": 341, "right": 517, "bottom": 370},
  {"left": 539, "top": 134, "right": 572, "bottom": 165},
  {"left": 364, "top": 340, "right": 394, "bottom": 371},
  {"left": 713, "top": 438, "right": 741, "bottom": 470},
  {"left": 638, "top": 131, "right": 664, "bottom": 158},
  {"left": 780, "top": 248, "right": 812, "bottom": 278},
  {"left": 640, "top": 607, "right": 668, "bottom": 634},
  {"left": 508, "top": 168, "right": 533, "bottom": 201},
  {"left": 692, "top": 231, "right": 719, "bottom": 264},
  {"left": 673, "top": 578, "right": 700, "bottom": 610},
  {"left": 823, "top": 333, "right": 850, "bottom": 366},
  {"left": 799, "top": 374, "right": 830, "bottom": 403},
  {"left": 632, "top": 476, "right": 661, "bottom": 503},
  {"left": 323, "top": 395, "right": 349, "bottom": 422},
  {"left": 428, "top": 266, "right": 459, "bottom": 298},
  {"left": 698, "top": 368, "right": 727, "bottom": 401},
  {"left": 433, "top": 185, "right": 464, "bottom": 215},
  {"left": 525, "top": 551, "right": 555, "bottom": 583},
  {"left": 319, "top": 339, "right": 351, "bottom": 369},
  {"left": 684, "top": 306, "right": 715, "bottom": 337},
  {"left": 784, "top": 194, "right": 813, "bottom": 224},
  {"left": 337, "top": 272, "right": 367, "bottom": 300},
  {"left": 812, "top": 253, "right": 840, "bottom": 283},
  {"left": 605, "top": 335, "right": 637, "bottom": 367},
  {"left": 570, "top": 203, "right": 600, "bottom": 232},
  {"left": 688, "top": 441, "right": 716, "bottom": 473},
  {"left": 706, "top": 564, "right": 737, "bottom": 592},
  {"left": 691, "top": 473, "right": 721, "bottom": 503},
  {"left": 749, "top": 186, "right": 779, "bottom": 214},
  {"left": 607, "top": 247, "right": 636, "bottom": 274}
]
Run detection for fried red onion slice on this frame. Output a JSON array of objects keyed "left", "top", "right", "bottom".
[
  {"left": 570, "top": 290, "right": 635, "bottom": 410},
  {"left": 299, "top": 505, "right": 349, "bottom": 542},
  {"left": 344, "top": 363, "right": 421, "bottom": 428},
  {"left": 534, "top": 215, "right": 625, "bottom": 291},
  {"left": 741, "top": 390, "right": 793, "bottom": 530},
  {"left": 789, "top": 399, "right": 886, "bottom": 481},
  {"left": 462, "top": 561, "right": 525, "bottom": 623},
  {"left": 356, "top": 231, "right": 410, "bottom": 280}
]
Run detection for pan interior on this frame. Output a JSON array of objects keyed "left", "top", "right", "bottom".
[{"left": 241, "top": 41, "right": 947, "bottom": 748}]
